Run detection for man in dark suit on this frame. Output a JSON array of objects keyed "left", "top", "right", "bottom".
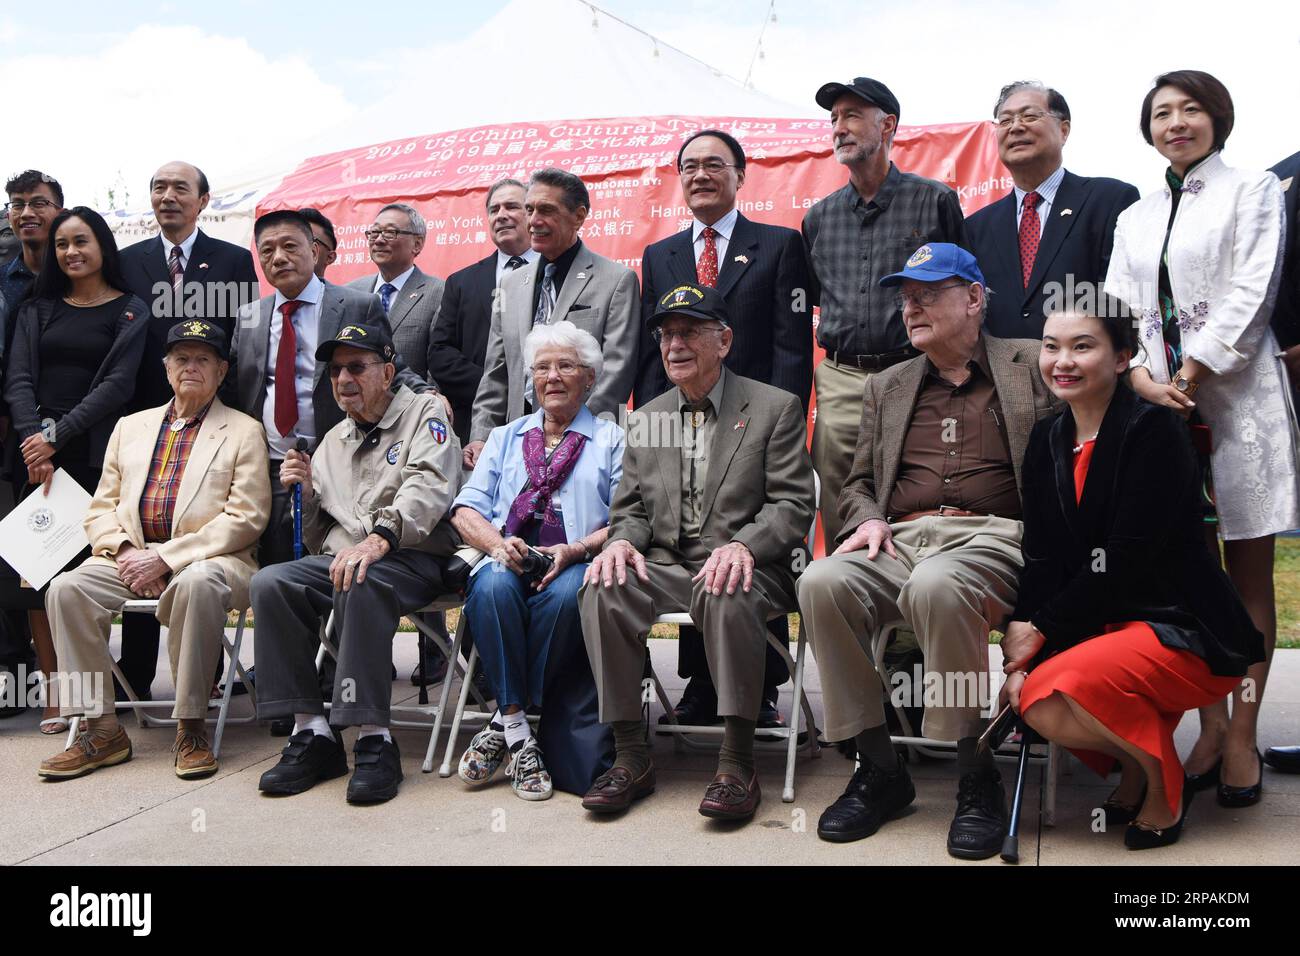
[
  {"left": 345, "top": 203, "right": 445, "bottom": 381},
  {"left": 115, "top": 161, "right": 260, "bottom": 695},
  {"left": 966, "top": 82, "right": 1139, "bottom": 339},
  {"left": 429, "top": 178, "right": 537, "bottom": 446},
  {"left": 633, "top": 129, "right": 815, "bottom": 732}
]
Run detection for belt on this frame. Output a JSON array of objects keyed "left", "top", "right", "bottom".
[
  {"left": 824, "top": 347, "right": 919, "bottom": 371},
  {"left": 889, "top": 506, "right": 991, "bottom": 523}
]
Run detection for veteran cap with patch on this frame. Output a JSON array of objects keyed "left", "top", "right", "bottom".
[
  {"left": 879, "top": 242, "right": 985, "bottom": 287},
  {"left": 165, "top": 320, "right": 228, "bottom": 360},
  {"left": 648, "top": 282, "right": 731, "bottom": 330},
  {"left": 314, "top": 322, "right": 396, "bottom": 362}
]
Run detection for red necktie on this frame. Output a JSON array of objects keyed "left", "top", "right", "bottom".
[
  {"left": 168, "top": 246, "right": 184, "bottom": 293},
  {"left": 697, "top": 226, "right": 719, "bottom": 288},
  {"left": 1018, "top": 191, "right": 1041, "bottom": 288},
  {"left": 274, "top": 300, "right": 302, "bottom": 437}
]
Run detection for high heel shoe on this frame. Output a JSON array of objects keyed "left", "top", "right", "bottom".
[
  {"left": 1124, "top": 811, "right": 1186, "bottom": 850},
  {"left": 1217, "top": 750, "right": 1263, "bottom": 808},
  {"left": 1184, "top": 758, "right": 1221, "bottom": 793},
  {"left": 1102, "top": 786, "right": 1146, "bottom": 826}
]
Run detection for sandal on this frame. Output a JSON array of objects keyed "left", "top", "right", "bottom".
[{"left": 40, "top": 715, "right": 70, "bottom": 735}]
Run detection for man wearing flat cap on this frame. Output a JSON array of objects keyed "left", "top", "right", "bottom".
[
  {"left": 38, "top": 320, "right": 271, "bottom": 782},
  {"left": 251, "top": 321, "right": 462, "bottom": 805},
  {"left": 579, "top": 284, "right": 814, "bottom": 821},
  {"left": 803, "top": 76, "right": 968, "bottom": 547},
  {"left": 797, "top": 243, "right": 1055, "bottom": 858}
]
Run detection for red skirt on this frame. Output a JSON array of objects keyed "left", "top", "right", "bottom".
[{"left": 1020, "top": 622, "right": 1241, "bottom": 817}]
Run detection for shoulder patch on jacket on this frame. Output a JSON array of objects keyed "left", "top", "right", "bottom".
[{"left": 427, "top": 418, "right": 448, "bottom": 444}]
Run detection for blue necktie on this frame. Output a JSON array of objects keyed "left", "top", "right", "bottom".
[{"left": 379, "top": 282, "right": 397, "bottom": 316}]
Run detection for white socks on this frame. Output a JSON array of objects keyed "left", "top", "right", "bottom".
[
  {"left": 502, "top": 710, "right": 531, "bottom": 751},
  {"left": 293, "top": 714, "right": 332, "bottom": 738},
  {"left": 358, "top": 724, "right": 392, "bottom": 742}
]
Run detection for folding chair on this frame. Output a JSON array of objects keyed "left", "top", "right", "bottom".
[
  {"left": 66, "top": 600, "right": 256, "bottom": 759},
  {"left": 870, "top": 623, "right": 1061, "bottom": 825},
  {"left": 642, "top": 473, "right": 823, "bottom": 803}
]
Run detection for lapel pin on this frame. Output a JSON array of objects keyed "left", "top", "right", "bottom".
[
  {"left": 734, "top": 419, "right": 746, "bottom": 430},
  {"left": 734, "top": 254, "right": 748, "bottom": 264},
  {"left": 199, "top": 262, "right": 209, "bottom": 269},
  {"left": 1060, "top": 209, "right": 1073, "bottom": 216},
  {"left": 575, "top": 272, "right": 586, "bottom": 280},
  {"left": 409, "top": 292, "right": 418, "bottom": 298}
]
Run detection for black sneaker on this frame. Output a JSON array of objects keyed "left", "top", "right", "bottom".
[
  {"left": 258, "top": 730, "right": 348, "bottom": 795},
  {"left": 347, "top": 734, "right": 403, "bottom": 804},
  {"left": 817, "top": 754, "right": 916, "bottom": 842},
  {"left": 947, "top": 767, "right": 1008, "bottom": 860}
]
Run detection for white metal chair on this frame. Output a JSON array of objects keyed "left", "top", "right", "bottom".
[{"left": 66, "top": 600, "right": 256, "bottom": 759}]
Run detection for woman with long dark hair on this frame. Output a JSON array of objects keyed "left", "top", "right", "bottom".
[{"left": 2, "top": 206, "right": 147, "bottom": 732}]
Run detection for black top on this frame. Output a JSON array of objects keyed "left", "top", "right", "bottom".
[
  {"left": 1012, "top": 384, "right": 1265, "bottom": 677},
  {"left": 37, "top": 296, "right": 126, "bottom": 413}
]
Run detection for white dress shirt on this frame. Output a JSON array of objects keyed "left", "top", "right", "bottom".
[
  {"left": 161, "top": 227, "right": 199, "bottom": 272},
  {"left": 366, "top": 265, "right": 415, "bottom": 295},
  {"left": 691, "top": 207, "right": 738, "bottom": 269},
  {"left": 495, "top": 247, "right": 539, "bottom": 284},
  {"left": 263, "top": 274, "right": 324, "bottom": 458},
  {"left": 1013, "top": 166, "right": 1065, "bottom": 238}
]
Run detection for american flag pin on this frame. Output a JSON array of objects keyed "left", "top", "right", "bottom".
[
  {"left": 734, "top": 419, "right": 746, "bottom": 430},
  {"left": 734, "top": 254, "right": 748, "bottom": 263},
  {"left": 575, "top": 272, "right": 587, "bottom": 279},
  {"left": 1060, "top": 209, "right": 1073, "bottom": 216},
  {"left": 199, "top": 262, "right": 209, "bottom": 269},
  {"left": 409, "top": 292, "right": 418, "bottom": 298}
]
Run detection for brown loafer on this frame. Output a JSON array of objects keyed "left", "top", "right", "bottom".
[
  {"left": 699, "top": 770, "right": 761, "bottom": 820},
  {"left": 582, "top": 764, "right": 656, "bottom": 813},
  {"left": 174, "top": 729, "right": 219, "bottom": 779},
  {"left": 38, "top": 726, "right": 132, "bottom": 779}
]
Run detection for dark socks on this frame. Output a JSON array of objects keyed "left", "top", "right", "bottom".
[
  {"left": 855, "top": 723, "right": 898, "bottom": 771},
  {"left": 957, "top": 735, "right": 995, "bottom": 776},
  {"left": 717, "top": 717, "right": 756, "bottom": 779},
  {"left": 612, "top": 720, "right": 651, "bottom": 776}
]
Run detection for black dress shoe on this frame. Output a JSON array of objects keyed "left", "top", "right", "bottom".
[
  {"left": 656, "top": 685, "right": 721, "bottom": 731},
  {"left": 1184, "top": 758, "right": 1221, "bottom": 793},
  {"left": 1217, "top": 750, "right": 1263, "bottom": 808},
  {"left": 269, "top": 718, "right": 293, "bottom": 737},
  {"left": 1264, "top": 745, "right": 1300, "bottom": 774},
  {"left": 259, "top": 730, "right": 348, "bottom": 795},
  {"left": 817, "top": 755, "right": 915, "bottom": 842},
  {"left": 347, "top": 735, "right": 403, "bottom": 804},
  {"left": 947, "top": 767, "right": 1008, "bottom": 860}
]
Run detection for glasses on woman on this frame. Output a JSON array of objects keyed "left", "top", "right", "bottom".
[{"left": 530, "top": 361, "right": 588, "bottom": 377}]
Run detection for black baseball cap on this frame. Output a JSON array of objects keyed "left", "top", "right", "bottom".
[
  {"left": 648, "top": 283, "right": 732, "bottom": 329},
  {"left": 165, "top": 320, "right": 228, "bottom": 360},
  {"left": 315, "top": 322, "right": 396, "bottom": 362},
  {"left": 815, "top": 76, "right": 901, "bottom": 119}
]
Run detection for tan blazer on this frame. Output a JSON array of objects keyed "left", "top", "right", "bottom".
[
  {"left": 83, "top": 397, "right": 272, "bottom": 602},
  {"left": 836, "top": 334, "right": 1057, "bottom": 541},
  {"left": 608, "top": 368, "right": 815, "bottom": 576}
]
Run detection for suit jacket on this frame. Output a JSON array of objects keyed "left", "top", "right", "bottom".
[
  {"left": 427, "top": 252, "right": 497, "bottom": 443},
  {"left": 83, "top": 397, "right": 272, "bottom": 605},
  {"left": 345, "top": 265, "right": 445, "bottom": 381},
  {"left": 608, "top": 369, "right": 814, "bottom": 583},
  {"left": 633, "top": 214, "right": 814, "bottom": 410},
  {"left": 470, "top": 242, "right": 639, "bottom": 443},
  {"left": 836, "top": 334, "right": 1056, "bottom": 539},
  {"left": 224, "top": 281, "right": 431, "bottom": 454},
  {"left": 1012, "top": 385, "right": 1264, "bottom": 677},
  {"left": 119, "top": 229, "right": 259, "bottom": 411},
  {"left": 1269, "top": 151, "right": 1300, "bottom": 348},
  {"left": 966, "top": 170, "right": 1139, "bottom": 339}
]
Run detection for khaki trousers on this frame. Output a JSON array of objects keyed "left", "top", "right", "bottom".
[
  {"left": 48, "top": 559, "right": 236, "bottom": 720},
  {"left": 796, "top": 515, "right": 1023, "bottom": 742},
  {"left": 580, "top": 559, "right": 796, "bottom": 723},
  {"left": 811, "top": 358, "right": 872, "bottom": 548}
]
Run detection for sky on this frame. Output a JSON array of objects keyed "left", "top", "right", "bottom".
[{"left": 0, "top": 0, "right": 1295, "bottom": 208}]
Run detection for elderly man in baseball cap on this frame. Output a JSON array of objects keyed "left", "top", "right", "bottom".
[
  {"left": 39, "top": 320, "right": 271, "bottom": 782},
  {"left": 797, "top": 242, "right": 1057, "bottom": 859}
]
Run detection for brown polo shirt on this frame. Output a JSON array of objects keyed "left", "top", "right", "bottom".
[{"left": 888, "top": 342, "right": 1021, "bottom": 519}]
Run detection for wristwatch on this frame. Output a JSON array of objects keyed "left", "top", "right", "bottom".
[{"left": 1173, "top": 374, "right": 1199, "bottom": 397}]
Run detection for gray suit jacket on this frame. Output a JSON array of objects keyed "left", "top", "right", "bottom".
[
  {"left": 345, "top": 265, "right": 445, "bottom": 382},
  {"left": 836, "top": 333, "right": 1057, "bottom": 540},
  {"left": 608, "top": 369, "right": 815, "bottom": 579},
  {"left": 469, "top": 242, "right": 639, "bottom": 443},
  {"left": 225, "top": 280, "right": 430, "bottom": 453}
]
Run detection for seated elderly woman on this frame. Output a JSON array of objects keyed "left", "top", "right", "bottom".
[
  {"left": 37, "top": 321, "right": 271, "bottom": 781},
  {"left": 1001, "top": 305, "right": 1265, "bottom": 850},
  {"left": 451, "top": 320, "right": 623, "bottom": 801}
]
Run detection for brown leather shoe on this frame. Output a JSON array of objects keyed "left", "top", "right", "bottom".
[
  {"left": 38, "top": 726, "right": 132, "bottom": 779},
  {"left": 174, "top": 728, "right": 218, "bottom": 779},
  {"left": 699, "top": 770, "right": 761, "bottom": 820},
  {"left": 581, "top": 764, "right": 656, "bottom": 813}
]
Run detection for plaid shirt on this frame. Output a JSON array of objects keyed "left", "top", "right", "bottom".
[
  {"left": 802, "top": 163, "right": 968, "bottom": 356},
  {"left": 138, "top": 401, "right": 212, "bottom": 543}
]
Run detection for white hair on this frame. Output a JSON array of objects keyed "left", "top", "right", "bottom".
[{"left": 523, "top": 320, "right": 603, "bottom": 383}]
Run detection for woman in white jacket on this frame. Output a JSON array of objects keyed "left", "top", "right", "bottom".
[{"left": 1105, "top": 69, "right": 1292, "bottom": 809}]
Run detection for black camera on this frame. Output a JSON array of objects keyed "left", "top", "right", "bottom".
[{"left": 519, "top": 547, "right": 555, "bottom": 586}]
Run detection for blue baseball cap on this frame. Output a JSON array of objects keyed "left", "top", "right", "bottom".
[{"left": 879, "top": 243, "right": 985, "bottom": 287}]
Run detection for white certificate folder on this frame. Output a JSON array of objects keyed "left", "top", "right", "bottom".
[{"left": 0, "top": 469, "right": 93, "bottom": 590}]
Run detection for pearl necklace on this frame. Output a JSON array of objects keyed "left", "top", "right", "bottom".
[{"left": 1072, "top": 432, "right": 1098, "bottom": 454}]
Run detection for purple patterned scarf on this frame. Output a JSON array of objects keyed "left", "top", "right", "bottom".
[{"left": 502, "top": 427, "right": 587, "bottom": 545}]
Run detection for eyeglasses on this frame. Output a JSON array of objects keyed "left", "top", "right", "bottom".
[
  {"left": 993, "top": 109, "right": 1054, "bottom": 129},
  {"left": 893, "top": 282, "right": 968, "bottom": 309},
  {"left": 678, "top": 160, "right": 739, "bottom": 176},
  {"left": 530, "top": 361, "right": 588, "bottom": 377},
  {"left": 312, "top": 237, "right": 335, "bottom": 252},
  {"left": 652, "top": 325, "right": 725, "bottom": 345},
  {"left": 328, "top": 360, "right": 384, "bottom": 378},
  {"left": 4, "top": 198, "right": 58, "bottom": 213},
  {"left": 364, "top": 227, "right": 419, "bottom": 242}
]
